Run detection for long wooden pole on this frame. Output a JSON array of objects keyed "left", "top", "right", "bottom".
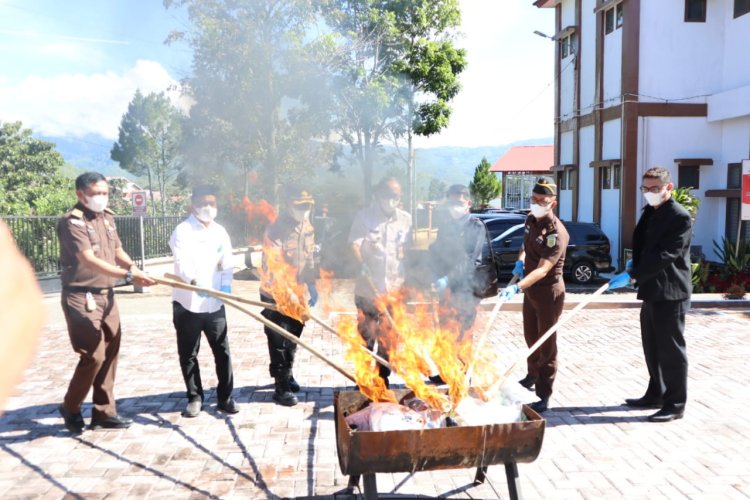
[
  {"left": 486, "top": 281, "right": 611, "bottom": 396},
  {"left": 465, "top": 274, "right": 520, "bottom": 382},
  {"left": 159, "top": 273, "right": 278, "bottom": 311},
  {"left": 154, "top": 275, "right": 356, "bottom": 382}
]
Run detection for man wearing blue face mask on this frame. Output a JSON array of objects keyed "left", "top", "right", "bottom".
[
  {"left": 170, "top": 184, "right": 237, "bottom": 417},
  {"left": 499, "top": 177, "right": 569, "bottom": 413},
  {"left": 608, "top": 166, "right": 692, "bottom": 423}
]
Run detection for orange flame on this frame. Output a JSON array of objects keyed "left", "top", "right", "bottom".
[
  {"left": 337, "top": 315, "right": 396, "bottom": 403},
  {"left": 259, "top": 244, "right": 310, "bottom": 323},
  {"left": 230, "top": 196, "right": 277, "bottom": 245},
  {"left": 318, "top": 268, "right": 336, "bottom": 316}
]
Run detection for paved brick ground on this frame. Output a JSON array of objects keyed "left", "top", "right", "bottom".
[{"left": 1, "top": 280, "right": 749, "bottom": 499}]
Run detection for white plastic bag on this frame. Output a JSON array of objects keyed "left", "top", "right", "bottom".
[
  {"left": 345, "top": 406, "right": 372, "bottom": 431},
  {"left": 369, "top": 402, "right": 426, "bottom": 432},
  {"left": 454, "top": 396, "right": 523, "bottom": 426}
]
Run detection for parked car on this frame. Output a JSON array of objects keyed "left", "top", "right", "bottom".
[{"left": 489, "top": 220, "right": 614, "bottom": 284}]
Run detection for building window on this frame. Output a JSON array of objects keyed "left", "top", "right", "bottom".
[
  {"left": 616, "top": 3, "right": 624, "bottom": 28},
  {"left": 613, "top": 164, "right": 621, "bottom": 189},
  {"left": 685, "top": 0, "right": 707, "bottom": 22},
  {"left": 567, "top": 168, "right": 576, "bottom": 190},
  {"left": 605, "top": 8, "right": 615, "bottom": 34},
  {"left": 601, "top": 166, "right": 611, "bottom": 189},
  {"left": 679, "top": 165, "right": 701, "bottom": 189},
  {"left": 735, "top": 0, "right": 750, "bottom": 18},
  {"left": 560, "top": 33, "right": 577, "bottom": 59},
  {"left": 724, "top": 163, "right": 749, "bottom": 243}
]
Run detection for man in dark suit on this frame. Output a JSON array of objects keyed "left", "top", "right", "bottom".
[{"left": 608, "top": 166, "right": 692, "bottom": 422}]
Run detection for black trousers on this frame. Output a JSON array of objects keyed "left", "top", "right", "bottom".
[
  {"left": 640, "top": 299, "right": 689, "bottom": 409},
  {"left": 172, "top": 301, "right": 234, "bottom": 403},
  {"left": 260, "top": 295, "right": 304, "bottom": 378}
]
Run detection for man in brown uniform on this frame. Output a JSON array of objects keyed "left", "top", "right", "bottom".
[
  {"left": 498, "top": 177, "right": 569, "bottom": 413},
  {"left": 57, "top": 172, "right": 155, "bottom": 433},
  {"left": 260, "top": 185, "right": 317, "bottom": 406}
]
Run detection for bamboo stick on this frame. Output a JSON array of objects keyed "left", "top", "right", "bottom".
[
  {"left": 486, "top": 281, "right": 611, "bottom": 397},
  {"left": 158, "top": 273, "right": 278, "bottom": 311}
]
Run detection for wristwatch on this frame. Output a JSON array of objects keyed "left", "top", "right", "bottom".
[{"left": 124, "top": 271, "right": 134, "bottom": 284}]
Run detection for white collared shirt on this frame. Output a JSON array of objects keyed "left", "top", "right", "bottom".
[{"left": 169, "top": 214, "right": 234, "bottom": 313}]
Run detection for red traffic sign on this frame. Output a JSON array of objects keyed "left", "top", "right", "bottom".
[{"left": 132, "top": 191, "right": 148, "bottom": 216}]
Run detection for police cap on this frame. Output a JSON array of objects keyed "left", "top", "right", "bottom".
[
  {"left": 281, "top": 184, "right": 315, "bottom": 205},
  {"left": 532, "top": 177, "right": 557, "bottom": 196}
]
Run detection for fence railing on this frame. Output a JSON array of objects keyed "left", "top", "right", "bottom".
[{"left": 2, "top": 216, "right": 183, "bottom": 277}]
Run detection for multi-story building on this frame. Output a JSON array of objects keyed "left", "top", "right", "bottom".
[{"left": 534, "top": 0, "right": 750, "bottom": 266}]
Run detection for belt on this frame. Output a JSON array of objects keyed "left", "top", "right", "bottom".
[{"left": 63, "top": 286, "right": 113, "bottom": 295}]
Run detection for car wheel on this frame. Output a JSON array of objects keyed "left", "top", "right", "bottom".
[{"left": 570, "top": 261, "right": 595, "bottom": 284}]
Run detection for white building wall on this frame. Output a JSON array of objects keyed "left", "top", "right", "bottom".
[
  {"left": 579, "top": 0, "right": 597, "bottom": 113},
  {"left": 559, "top": 131, "right": 575, "bottom": 221},
  {"left": 602, "top": 20, "right": 622, "bottom": 103},
  {"left": 722, "top": 6, "right": 750, "bottom": 89},
  {"left": 578, "top": 126, "right": 595, "bottom": 222},
  {"left": 560, "top": 131, "right": 574, "bottom": 164},
  {"left": 639, "top": 0, "right": 724, "bottom": 101},
  {"left": 602, "top": 119, "right": 621, "bottom": 160}
]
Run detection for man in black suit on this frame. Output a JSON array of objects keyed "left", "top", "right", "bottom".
[{"left": 608, "top": 166, "right": 692, "bottom": 422}]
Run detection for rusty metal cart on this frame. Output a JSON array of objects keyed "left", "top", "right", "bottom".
[{"left": 335, "top": 389, "right": 545, "bottom": 500}]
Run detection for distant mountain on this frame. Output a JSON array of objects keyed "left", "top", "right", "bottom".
[
  {"left": 40, "top": 134, "right": 130, "bottom": 178},
  {"left": 41, "top": 132, "right": 553, "bottom": 186}
]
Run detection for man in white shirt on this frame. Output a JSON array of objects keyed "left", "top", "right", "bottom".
[{"left": 169, "top": 185, "right": 238, "bottom": 417}]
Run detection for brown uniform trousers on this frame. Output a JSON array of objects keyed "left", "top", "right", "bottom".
[
  {"left": 61, "top": 290, "right": 121, "bottom": 419},
  {"left": 523, "top": 281, "right": 565, "bottom": 400}
]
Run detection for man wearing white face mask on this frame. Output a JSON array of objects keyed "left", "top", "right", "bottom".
[
  {"left": 57, "top": 172, "right": 155, "bottom": 434},
  {"left": 348, "top": 177, "right": 412, "bottom": 387},
  {"left": 499, "top": 177, "right": 569, "bottom": 413},
  {"left": 260, "top": 185, "right": 317, "bottom": 406},
  {"left": 608, "top": 166, "right": 692, "bottom": 423},
  {"left": 169, "top": 185, "right": 238, "bottom": 417}
]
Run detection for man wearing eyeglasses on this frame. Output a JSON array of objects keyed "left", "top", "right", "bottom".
[
  {"left": 498, "top": 177, "right": 569, "bottom": 413},
  {"left": 348, "top": 177, "right": 413, "bottom": 388},
  {"left": 608, "top": 166, "right": 692, "bottom": 422}
]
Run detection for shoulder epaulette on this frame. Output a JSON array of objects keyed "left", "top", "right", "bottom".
[{"left": 70, "top": 208, "right": 84, "bottom": 219}]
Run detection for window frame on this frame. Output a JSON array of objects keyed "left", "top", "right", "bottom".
[
  {"left": 685, "top": 0, "right": 707, "bottom": 22},
  {"left": 601, "top": 166, "right": 612, "bottom": 189},
  {"left": 678, "top": 164, "right": 701, "bottom": 189},
  {"left": 605, "top": 7, "right": 615, "bottom": 34},
  {"left": 615, "top": 3, "right": 624, "bottom": 28},
  {"left": 612, "top": 164, "right": 621, "bottom": 189}
]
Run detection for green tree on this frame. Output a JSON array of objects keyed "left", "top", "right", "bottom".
[
  {"left": 165, "top": 0, "right": 334, "bottom": 205},
  {"left": 468, "top": 157, "right": 501, "bottom": 209},
  {"left": 388, "top": 0, "right": 466, "bottom": 216},
  {"left": 0, "top": 121, "right": 74, "bottom": 215},
  {"left": 427, "top": 177, "right": 447, "bottom": 201},
  {"left": 111, "top": 90, "right": 184, "bottom": 216}
]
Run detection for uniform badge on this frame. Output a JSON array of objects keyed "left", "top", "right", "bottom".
[{"left": 546, "top": 234, "right": 557, "bottom": 248}]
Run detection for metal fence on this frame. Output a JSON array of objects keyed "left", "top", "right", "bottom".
[{"left": 2, "top": 216, "right": 182, "bottom": 277}]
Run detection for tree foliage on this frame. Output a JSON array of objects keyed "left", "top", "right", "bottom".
[
  {"left": 164, "top": 0, "right": 334, "bottom": 205},
  {"left": 0, "top": 121, "right": 75, "bottom": 215},
  {"left": 469, "top": 157, "right": 501, "bottom": 209},
  {"left": 110, "top": 90, "right": 184, "bottom": 216}
]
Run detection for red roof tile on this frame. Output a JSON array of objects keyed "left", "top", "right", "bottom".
[{"left": 490, "top": 145, "right": 554, "bottom": 173}]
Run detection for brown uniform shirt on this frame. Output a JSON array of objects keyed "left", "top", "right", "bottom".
[
  {"left": 57, "top": 203, "right": 122, "bottom": 288},
  {"left": 260, "top": 213, "right": 316, "bottom": 295},
  {"left": 523, "top": 213, "right": 569, "bottom": 287}
]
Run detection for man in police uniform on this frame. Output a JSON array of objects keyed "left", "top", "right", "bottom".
[
  {"left": 260, "top": 185, "right": 317, "bottom": 406},
  {"left": 57, "top": 172, "right": 155, "bottom": 434},
  {"left": 348, "top": 177, "right": 412, "bottom": 387},
  {"left": 499, "top": 177, "right": 569, "bottom": 413}
]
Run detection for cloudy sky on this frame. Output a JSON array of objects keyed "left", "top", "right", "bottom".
[{"left": 0, "top": 1, "right": 554, "bottom": 148}]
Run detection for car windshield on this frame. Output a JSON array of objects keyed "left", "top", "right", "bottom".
[{"left": 490, "top": 223, "right": 525, "bottom": 243}]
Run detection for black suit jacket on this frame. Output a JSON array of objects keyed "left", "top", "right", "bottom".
[{"left": 630, "top": 197, "right": 692, "bottom": 302}]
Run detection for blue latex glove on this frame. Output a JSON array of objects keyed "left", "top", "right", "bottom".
[
  {"left": 607, "top": 271, "right": 631, "bottom": 291},
  {"left": 308, "top": 283, "right": 318, "bottom": 306},
  {"left": 499, "top": 284, "right": 519, "bottom": 301},
  {"left": 512, "top": 260, "right": 524, "bottom": 279},
  {"left": 220, "top": 285, "right": 232, "bottom": 294},
  {"left": 433, "top": 276, "right": 449, "bottom": 294},
  {"left": 625, "top": 259, "right": 633, "bottom": 272},
  {"left": 196, "top": 282, "right": 210, "bottom": 298}
]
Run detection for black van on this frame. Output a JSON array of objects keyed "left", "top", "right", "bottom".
[{"left": 488, "top": 219, "right": 614, "bottom": 284}]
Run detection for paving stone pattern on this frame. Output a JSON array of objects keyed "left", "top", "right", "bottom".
[{"left": 1, "top": 283, "right": 749, "bottom": 499}]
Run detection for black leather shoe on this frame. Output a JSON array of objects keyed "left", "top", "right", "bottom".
[
  {"left": 58, "top": 404, "right": 84, "bottom": 434},
  {"left": 518, "top": 375, "right": 536, "bottom": 390},
  {"left": 625, "top": 396, "right": 663, "bottom": 408},
  {"left": 89, "top": 414, "right": 133, "bottom": 430},
  {"left": 217, "top": 397, "right": 239, "bottom": 414},
  {"left": 648, "top": 407, "right": 684, "bottom": 423},
  {"left": 273, "top": 390, "right": 298, "bottom": 407},
  {"left": 428, "top": 374, "right": 445, "bottom": 385},
  {"left": 529, "top": 398, "right": 549, "bottom": 414},
  {"left": 288, "top": 375, "right": 301, "bottom": 393}
]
